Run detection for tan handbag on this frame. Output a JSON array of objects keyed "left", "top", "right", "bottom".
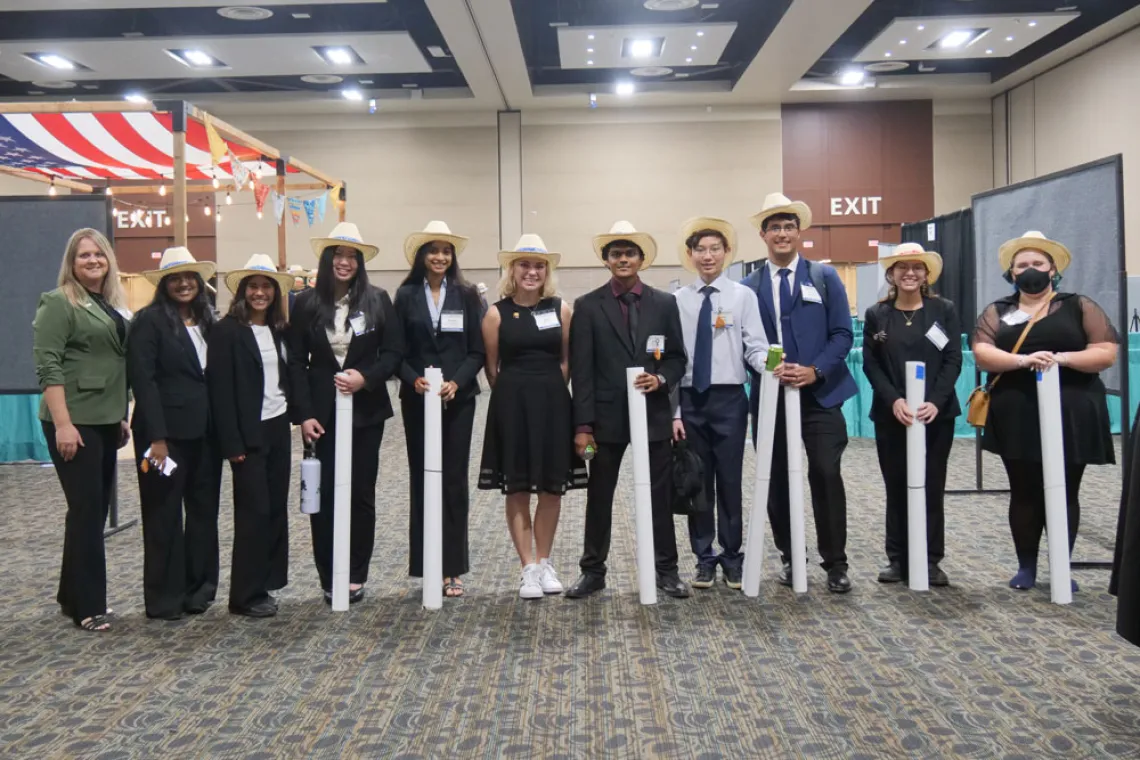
[{"left": 966, "top": 294, "right": 1055, "bottom": 428}]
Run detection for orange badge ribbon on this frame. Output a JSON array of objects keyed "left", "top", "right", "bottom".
[
  {"left": 654, "top": 347, "right": 661, "bottom": 360},
  {"left": 715, "top": 315, "right": 726, "bottom": 329}
]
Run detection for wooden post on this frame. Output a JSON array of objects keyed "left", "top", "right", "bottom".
[
  {"left": 172, "top": 104, "right": 188, "bottom": 247},
  {"left": 276, "top": 158, "right": 287, "bottom": 271}
]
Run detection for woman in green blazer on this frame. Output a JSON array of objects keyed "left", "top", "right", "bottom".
[{"left": 33, "top": 228, "right": 131, "bottom": 633}]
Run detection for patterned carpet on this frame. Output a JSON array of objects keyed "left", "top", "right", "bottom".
[{"left": 3, "top": 391, "right": 1140, "bottom": 759}]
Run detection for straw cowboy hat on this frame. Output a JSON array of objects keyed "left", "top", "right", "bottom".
[
  {"left": 750, "top": 192, "right": 813, "bottom": 232},
  {"left": 310, "top": 222, "right": 379, "bottom": 263},
  {"left": 143, "top": 246, "right": 215, "bottom": 286},
  {"left": 998, "top": 230, "right": 1072, "bottom": 273},
  {"left": 592, "top": 220, "right": 658, "bottom": 269},
  {"left": 403, "top": 220, "right": 469, "bottom": 266},
  {"left": 498, "top": 234, "right": 561, "bottom": 269},
  {"left": 224, "top": 253, "right": 295, "bottom": 295},
  {"left": 880, "top": 243, "right": 943, "bottom": 285},
  {"left": 678, "top": 217, "right": 738, "bottom": 273}
]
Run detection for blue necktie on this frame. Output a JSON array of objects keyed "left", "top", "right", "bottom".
[
  {"left": 693, "top": 285, "right": 715, "bottom": 393},
  {"left": 778, "top": 268, "right": 799, "bottom": 362}
]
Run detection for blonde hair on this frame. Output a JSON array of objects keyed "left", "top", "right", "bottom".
[
  {"left": 499, "top": 259, "right": 558, "bottom": 300},
  {"left": 57, "top": 228, "right": 126, "bottom": 309}
]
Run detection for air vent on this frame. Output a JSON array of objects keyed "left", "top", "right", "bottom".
[
  {"left": 644, "top": 0, "right": 698, "bottom": 10},
  {"left": 301, "top": 74, "right": 344, "bottom": 84},
  {"left": 32, "top": 80, "right": 77, "bottom": 89},
  {"left": 631, "top": 66, "right": 674, "bottom": 77},
  {"left": 217, "top": 6, "right": 274, "bottom": 21},
  {"left": 865, "top": 61, "right": 908, "bottom": 72}
]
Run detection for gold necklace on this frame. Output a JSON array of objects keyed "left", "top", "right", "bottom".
[{"left": 900, "top": 309, "right": 919, "bottom": 326}]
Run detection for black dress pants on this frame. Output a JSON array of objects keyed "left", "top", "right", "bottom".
[
  {"left": 1002, "top": 457, "right": 1084, "bottom": 568},
  {"left": 579, "top": 438, "right": 680, "bottom": 578},
  {"left": 874, "top": 417, "right": 954, "bottom": 567},
  {"left": 228, "top": 414, "right": 291, "bottom": 609},
  {"left": 403, "top": 395, "right": 473, "bottom": 578},
  {"left": 133, "top": 434, "right": 222, "bottom": 617},
  {"left": 765, "top": 391, "right": 849, "bottom": 571},
  {"left": 43, "top": 421, "right": 119, "bottom": 624},
  {"left": 310, "top": 419, "right": 384, "bottom": 591}
]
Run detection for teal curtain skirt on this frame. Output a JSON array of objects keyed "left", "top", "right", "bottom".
[{"left": 0, "top": 395, "right": 50, "bottom": 463}]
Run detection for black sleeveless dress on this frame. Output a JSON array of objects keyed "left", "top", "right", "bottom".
[{"left": 478, "top": 297, "right": 588, "bottom": 494}]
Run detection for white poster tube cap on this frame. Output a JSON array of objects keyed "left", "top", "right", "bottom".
[{"left": 626, "top": 367, "right": 657, "bottom": 606}]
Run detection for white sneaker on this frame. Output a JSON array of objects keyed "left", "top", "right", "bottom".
[
  {"left": 519, "top": 564, "right": 543, "bottom": 599},
  {"left": 538, "top": 559, "right": 563, "bottom": 594}
]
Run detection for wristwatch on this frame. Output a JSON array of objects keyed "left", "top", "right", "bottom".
[
  {"left": 656, "top": 373, "right": 667, "bottom": 389},
  {"left": 812, "top": 365, "right": 824, "bottom": 383}
]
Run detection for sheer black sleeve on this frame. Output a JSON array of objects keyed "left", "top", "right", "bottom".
[
  {"left": 1077, "top": 295, "right": 1119, "bottom": 345},
  {"left": 971, "top": 302, "right": 1003, "bottom": 348}
]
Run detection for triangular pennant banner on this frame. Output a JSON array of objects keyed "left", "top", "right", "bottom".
[
  {"left": 254, "top": 181, "right": 272, "bottom": 214},
  {"left": 288, "top": 197, "right": 303, "bottom": 226},
  {"left": 317, "top": 194, "right": 328, "bottom": 222},
  {"left": 229, "top": 150, "right": 250, "bottom": 189},
  {"left": 203, "top": 115, "right": 228, "bottom": 166},
  {"left": 303, "top": 199, "right": 317, "bottom": 226},
  {"left": 271, "top": 191, "right": 286, "bottom": 225}
]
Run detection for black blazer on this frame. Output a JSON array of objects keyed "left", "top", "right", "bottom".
[
  {"left": 207, "top": 316, "right": 295, "bottom": 459},
  {"left": 126, "top": 307, "right": 212, "bottom": 443},
  {"left": 862, "top": 295, "right": 963, "bottom": 423},
  {"left": 287, "top": 286, "right": 402, "bottom": 429},
  {"left": 394, "top": 278, "right": 485, "bottom": 403},
  {"left": 570, "top": 281, "right": 687, "bottom": 444}
]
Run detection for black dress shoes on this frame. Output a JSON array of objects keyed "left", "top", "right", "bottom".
[
  {"left": 723, "top": 566, "right": 743, "bottom": 591},
  {"left": 656, "top": 574, "right": 691, "bottom": 598},
  {"left": 564, "top": 573, "right": 606, "bottom": 598},
  {"left": 878, "top": 562, "right": 904, "bottom": 584},
  {"left": 827, "top": 568, "right": 852, "bottom": 594},
  {"left": 228, "top": 601, "right": 277, "bottom": 618},
  {"left": 777, "top": 561, "right": 793, "bottom": 587},
  {"left": 929, "top": 564, "right": 950, "bottom": 587},
  {"left": 184, "top": 599, "right": 212, "bottom": 615},
  {"left": 349, "top": 587, "right": 365, "bottom": 604}
]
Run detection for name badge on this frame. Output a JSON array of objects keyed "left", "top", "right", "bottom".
[
  {"left": 646, "top": 335, "right": 665, "bottom": 354},
  {"left": 533, "top": 310, "right": 560, "bottom": 330},
  {"left": 714, "top": 309, "right": 734, "bottom": 328},
  {"left": 1001, "top": 310, "right": 1031, "bottom": 327},
  {"left": 926, "top": 322, "right": 949, "bottom": 351},
  {"left": 801, "top": 284, "right": 823, "bottom": 304},
  {"left": 440, "top": 311, "right": 464, "bottom": 332},
  {"left": 349, "top": 312, "right": 368, "bottom": 336}
]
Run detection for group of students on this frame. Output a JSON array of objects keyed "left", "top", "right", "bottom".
[{"left": 32, "top": 190, "right": 1118, "bottom": 633}]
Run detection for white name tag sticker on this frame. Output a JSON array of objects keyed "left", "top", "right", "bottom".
[
  {"left": 801, "top": 284, "right": 823, "bottom": 304},
  {"left": 349, "top": 313, "right": 368, "bottom": 336},
  {"left": 646, "top": 335, "right": 665, "bottom": 354},
  {"left": 714, "top": 310, "right": 734, "bottom": 328},
  {"left": 1001, "top": 310, "right": 1031, "bottom": 327},
  {"left": 926, "top": 323, "right": 949, "bottom": 351},
  {"left": 440, "top": 311, "right": 464, "bottom": 332},
  {"left": 533, "top": 310, "right": 560, "bottom": 330}
]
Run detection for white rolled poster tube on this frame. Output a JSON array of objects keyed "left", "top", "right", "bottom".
[
  {"left": 905, "top": 361, "right": 929, "bottom": 591},
  {"left": 422, "top": 367, "right": 445, "bottom": 611},
  {"left": 1036, "top": 364, "right": 1072, "bottom": 605},
  {"left": 626, "top": 367, "right": 658, "bottom": 606},
  {"left": 331, "top": 375, "right": 354, "bottom": 611},
  {"left": 743, "top": 370, "right": 780, "bottom": 598},
  {"left": 784, "top": 386, "right": 808, "bottom": 593}
]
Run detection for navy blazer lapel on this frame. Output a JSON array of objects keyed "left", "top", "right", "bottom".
[
  {"left": 600, "top": 289, "right": 634, "bottom": 356},
  {"left": 753, "top": 267, "right": 779, "bottom": 344}
]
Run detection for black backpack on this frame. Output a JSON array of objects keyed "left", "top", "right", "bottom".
[{"left": 671, "top": 439, "right": 709, "bottom": 516}]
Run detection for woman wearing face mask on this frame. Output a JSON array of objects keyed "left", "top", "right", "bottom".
[
  {"left": 208, "top": 255, "right": 297, "bottom": 617},
  {"left": 478, "top": 236, "right": 588, "bottom": 599},
  {"left": 973, "top": 231, "right": 1118, "bottom": 592},
  {"left": 33, "top": 228, "right": 131, "bottom": 632},
  {"left": 862, "top": 244, "right": 962, "bottom": 587},
  {"left": 395, "top": 221, "right": 485, "bottom": 597},
  {"left": 289, "top": 223, "right": 402, "bottom": 605},
  {"left": 128, "top": 247, "right": 222, "bottom": 620}
]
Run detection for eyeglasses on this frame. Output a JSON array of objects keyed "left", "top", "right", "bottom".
[
  {"left": 765, "top": 224, "right": 799, "bottom": 235},
  {"left": 691, "top": 244, "right": 725, "bottom": 255}
]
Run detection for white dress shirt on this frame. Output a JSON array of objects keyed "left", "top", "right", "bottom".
[
  {"left": 674, "top": 273, "right": 769, "bottom": 390},
  {"left": 186, "top": 324, "right": 207, "bottom": 370},
  {"left": 325, "top": 295, "right": 351, "bottom": 368},
  {"left": 251, "top": 325, "right": 287, "bottom": 421},
  {"left": 767, "top": 254, "right": 800, "bottom": 345},
  {"left": 424, "top": 278, "right": 446, "bottom": 328}
]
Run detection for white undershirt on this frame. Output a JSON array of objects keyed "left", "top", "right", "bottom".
[
  {"left": 325, "top": 296, "right": 351, "bottom": 368},
  {"left": 251, "top": 325, "right": 287, "bottom": 420},
  {"left": 186, "top": 324, "right": 207, "bottom": 370},
  {"left": 767, "top": 254, "right": 800, "bottom": 345}
]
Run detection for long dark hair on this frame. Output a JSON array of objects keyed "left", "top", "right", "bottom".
[
  {"left": 313, "top": 245, "right": 381, "bottom": 330},
  {"left": 141, "top": 272, "right": 217, "bottom": 336},
  {"left": 399, "top": 241, "right": 475, "bottom": 293},
  {"left": 227, "top": 276, "right": 288, "bottom": 331}
]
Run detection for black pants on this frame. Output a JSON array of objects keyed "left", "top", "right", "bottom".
[
  {"left": 133, "top": 434, "right": 222, "bottom": 617},
  {"left": 228, "top": 414, "right": 291, "bottom": 609},
  {"left": 1002, "top": 457, "right": 1084, "bottom": 568},
  {"left": 43, "top": 421, "right": 119, "bottom": 624},
  {"left": 403, "top": 395, "right": 473, "bottom": 578},
  {"left": 310, "top": 419, "right": 384, "bottom": 591},
  {"left": 765, "top": 391, "right": 849, "bottom": 571},
  {"left": 682, "top": 386, "right": 748, "bottom": 573},
  {"left": 579, "top": 438, "right": 680, "bottom": 578},
  {"left": 874, "top": 417, "right": 954, "bottom": 566}
]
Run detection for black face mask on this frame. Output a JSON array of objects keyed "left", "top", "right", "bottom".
[{"left": 1015, "top": 267, "right": 1051, "bottom": 295}]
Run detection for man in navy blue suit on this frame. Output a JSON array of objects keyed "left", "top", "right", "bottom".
[{"left": 741, "top": 193, "right": 857, "bottom": 593}]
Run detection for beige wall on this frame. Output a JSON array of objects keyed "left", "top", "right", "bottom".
[
  {"left": 933, "top": 111, "right": 994, "bottom": 215},
  {"left": 0, "top": 174, "right": 49, "bottom": 196},
  {"left": 999, "top": 24, "right": 1140, "bottom": 269}
]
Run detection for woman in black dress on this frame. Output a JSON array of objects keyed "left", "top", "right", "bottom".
[
  {"left": 973, "top": 231, "right": 1118, "bottom": 592},
  {"left": 128, "top": 247, "right": 222, "bottom": 619},
  {"left": 479, "top": 235, "right": 588, "bottom": 599},
  {"left": 862, "top": 244, "right": 962, "bottom": 587},
  {"left": 395, "top": 221, "right": 485, "bottom": 597}
]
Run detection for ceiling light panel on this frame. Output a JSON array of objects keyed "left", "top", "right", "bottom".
[
  {"left": 313, "top": 45, "right": 365, "bottom": 66},
  {"left": 558, "top": 23, "right": 736, "bottom": 70},
  {"left": 852, "top": 13, "right": 1078, "bottom": 62}
]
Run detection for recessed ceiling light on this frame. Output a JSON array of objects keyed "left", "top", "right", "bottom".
[
  {"left": 36, "top": 53, "right": 76, "bottom": 70},
  {"left": 292, "top": 12, "right": 311, "bottom": 19},
  {"left": 313, "top": 45, "right": 365, "bottom": 66},
  {"left": 631, "top": 39, "right": 654, "bottom": 58},
  {"left": 586, "top": 60, "right": 594, "bottom": 65},
  {"left": 342, "top": 89, "right": 363, "bottom": 101},
  {"left": 167, "top": 49, "right": 226, "bottom": 68},
  {"left": 899, "top": 39, "right": 907, "bottom": 45},
  {"left": 622, "top": 37, "right": 664, "bottom": 59},
  {"left": 587, "top": 47, "right": 594, "bottom": 53},
  {"left": 217, "top": 6, "right": 273, "bottom": 21},
  {"left": 691, "top": 45, "right": 698, "bottom": 51},
  {"left": 685, "top": 57, "right": 693, "bottom": 63},
  {"left": 324, "top": 48, "right": 353, "bottom": 65},
  {"left": 917, "top": 24, "right": 925, "bottom": 31},
  {"left": 1028, "top": 20, "right": 1038, "bottom": 27},
  {"left": 124, "top": 92, "right": 148, "bottom": 103},
  {"left": 1006, "top": 35, "right": 1014, "bottom": 41},
  {"left": 696, "top": 31, "right": 705, "bottom": 37},
  {"left": 185, "top": 50, "right": 214, "bottom": 66},
  {"left": 427, "top": 46, "right": 448, "bottom": 58},
  {"left": 839, "top": 69, "right": 865, "bottom": 86},
  {"left": 939, "top": 30, "right": 974, "bottom": 48},
  {"left": 587, "top": 34, "right": 595, "bottom": 40},
  {"left": 615, "top": 81, "right": 635, "bottom": 96},
  {"left": 885, "top": 51, "right": 892, "bottom": 57}
]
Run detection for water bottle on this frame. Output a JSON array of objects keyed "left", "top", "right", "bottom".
[{"left": 300, "top": 442, "right": 321, "bottom": 514}]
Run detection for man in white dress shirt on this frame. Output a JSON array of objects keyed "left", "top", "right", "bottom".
[{"left": 673, "top": 218, "right": 769, "bottom": 590}]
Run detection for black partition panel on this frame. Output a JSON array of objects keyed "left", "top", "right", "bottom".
[
  {"left": 0, "top": 195, "right": 113, "bottom": 394},
  {"left": 901, "top": 208, "right": 975, "bottom": 324}
]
